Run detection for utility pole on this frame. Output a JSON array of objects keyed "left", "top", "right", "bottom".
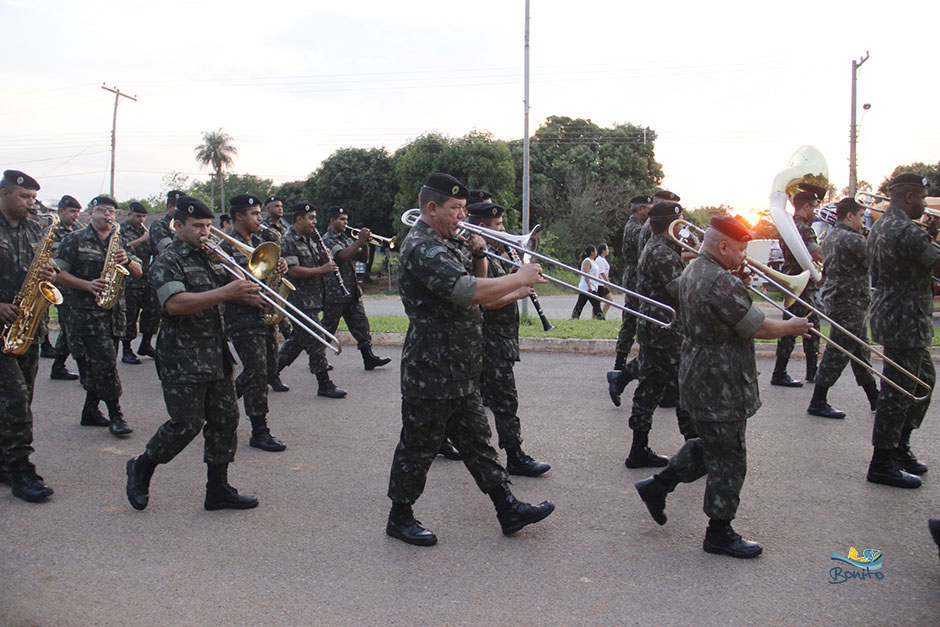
[
  {"left": 848, "top": 52, "right": 869, "bottom": 197},
  {"left": 521, "top": 0, "right": 531, "bottom": 316},
  {"left": 101, "top": 83, "right": 137, "bottom": 198}
]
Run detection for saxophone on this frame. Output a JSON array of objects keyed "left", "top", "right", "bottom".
[
  {"left": 2, "top": 216, "right": 65, "bottom": 355},
  {"left": 95, "top": 222, "right": 130, "bottom": 309}
]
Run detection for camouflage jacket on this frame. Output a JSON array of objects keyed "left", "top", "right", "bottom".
[
  {"left": 780, "top": 213, "right": 820, "bottom": 293},
  {"left": 636, "top": 233, "right": 684, "bottom": 350},
  {"left": 819, "top": 223, "right": 869, "bottom": 323},
  {"left": 637, "top": 220, "right": 653, "bottom": 257},
  {"left": 259, "top": 216, "right": 288, "bottom": 243},
  {"left": 621, "top": 214, "right": 645, "bottom": 287},
  {"left": 150, "top": 213, "right": 175, "bottom": 253},
  {"left": 220, "top": 230, "right": 273, "bottom": 339},
  {"left": 679, "top": 251, "right": 764, "bottom": 422},
  {"left": 50, "top": 222, "right": 77, "bottom": 302},
  {"left": 0, "top": 214, "right": 48, "bottom": 343},
  {"left": 398, "top": 219, "right": 483, "bottom": 399},
  {"left": 120, "top": 220, "right": 155, "bottom": 290},
  {"left": 483, "top": 249, "right": 519, "bottom": 362},
  {"left": 322, "top": 227, "right": 362, "bottom": 304},
  {"left": 868, "top": 205, "right": 940, "bottom": 348},
  {"left": 150, "top": 239, "right": 233, "bottom": 383},
  {"left": 281, "top": 228, "right": 326, "bottom": 310},
  {"left": 55, "top": 225, "right": 134, "bottom": 336}
]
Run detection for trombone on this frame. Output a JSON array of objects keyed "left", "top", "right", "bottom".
[
  {"left": 667, "top": 219, "right": 931, "bottom": 402},
  {"left": 202, "top": 226, "right": 343, "bottom": 355},
  {"left": 400, "top": 209, "right": 677, "bottom": 328},
  {"left": 856, "top": 191, "right": 940, "bottom": 220},
  {"left": 346, "top": 226, "right": 397, "bottom": 250}
]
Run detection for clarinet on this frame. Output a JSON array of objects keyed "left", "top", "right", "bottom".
[
  {"left": 314, "top": 229, "right": 351, "bottom": 298},
  {"left": 505, "top": 247, "right": 554, "bottom": 331}
]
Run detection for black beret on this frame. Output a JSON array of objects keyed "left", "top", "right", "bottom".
[
  {"left": 422, "top": 172, "right": 469, "bottom": 200},
  {"left": 166, "top": 190, "right": 183, "bottom": 205},
  {"left": 630, "top": 195, "right": 653, "bottom": 205},
  {"left": 327, "top": 206, "right": 348, "bottom": 219},
  {"left": 229, "top": 194, "right": 261, "bottom": 210},
  {"left": 57, "top": 195, "right": 81, "bottom": 210},
  {"left": 219, "top": 213, "right": 231, "bottom": 224},
  {"left": 177, "top": 196, "right": 214, "bottom": 220},
  {"left": 709, "top": 215, "right": 752, "bottom": 242},
  {"left": 836, "top": 197, "right": 865, "bottom": 213},
  {"left": 467, "top": 202, "right": 504, "bottom": 218},
  {"left": 792, "top": 190, "right": 821, "bottom": 205},
  {"left": 291, "top": 201, "right": 315, "bottom": 216},
  {"left": 89, "top": 195, "right": 118, "bottom": 209},
  {"left": 648, "top": 202, "right": 682, "bottom": 220},
  {"left": 468, "top": 189, "right": 492, "bottom": 204},
  {"left": 128, "top": 201, "right": 147, "bottom": 214},
  {"left": 889, "top": 172, "right": 930, "bottom": 190},
  {"left": 265, "top": 195, "right": 281, "bottom": 206},
  {"left": 3, "top": 170, "right": 40, "bottom": 191},
  {"left": 653, "top": 190, "right": 680, "bottom": 202}
]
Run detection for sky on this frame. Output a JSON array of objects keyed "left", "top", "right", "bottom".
[{"left": 2, "top": 0, "right": 938, "bottom": 223}]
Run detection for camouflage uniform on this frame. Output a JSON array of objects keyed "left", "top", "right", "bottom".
[
  {"left": 320, "top": 227, "right": 373, "bottom": 350},
  {"left": 55, "top": 225, "right": 133, "bottom": 401},
  {"left": 815, "top": 222, "right": 874, "bottom": 388},
  {"left": 144, "top": 239, "right": 238, "bottom": 464},
  {"left": 775, "top": 214, "right": 820, "bottom": 370},
  {"left": 666, "top": 251, "right": 765, "bottom": 521},
  {"left": 221, "top": 231, "right": 278, "bottom": 420},
  {"left": 120, "top": 220, "right": 159, "bottom": 343},
  {"left": 277, "top": 227, "right": 329, "bottom": 374},
  {"left": 867, "top": 206, "right": 938, "bottom": 449},
  {"left": 481, "top": 248, "right": 523, "bottom": 449},
  {"left": 615, "top": 214, "right": 645, "bottom": 357},
  {"left": 149, "top": 213, "right": 175, "bottom": 254},
  {"left": 637, "top": 219, "right": 653, "bottom": 256},
  {"left": 0, "top": 215, "right": 47, "bottom": 465},
  {"left": 387, "top": 219, "right": 508, "bottom": 504},
  {"left": 50, "top": 222, "right": 76, "bottom": 362},
  {"left": 630, "top": 234, "right": 696, "bottom": 439},
  {"left": 259, "top": 216, "right": 288, "bottom": 243}
]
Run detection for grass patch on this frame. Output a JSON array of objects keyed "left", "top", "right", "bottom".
[{"left": 340, "top": 313, "right": 620, "bottom": 339}]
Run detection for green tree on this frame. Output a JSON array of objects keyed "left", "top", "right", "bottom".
[
  {"left": 272, "top": 180, "right": 306, "bottom": 209},
  {"left": 194, "top": 129, "right": 238, "bottom": 210},
  {"left": 191, "top": 173, "right": 273, "bottom": 210},
  {"left": 309, "top": 147, "right": 397, "bottom": 236},
  {"left": 878, "top": 162, "right": 940, "bottom": 195}
]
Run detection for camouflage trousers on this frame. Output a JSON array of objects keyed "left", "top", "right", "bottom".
[
  {"left": 71, "top": 334, "right": 122, "bottom": 400},
  {"left": 231, "top": 333, "right": 278, "bottom": 419},
  {"left": 630, "top": 345, "right": 697, "bottom": 439},
  {"left": 871, "top": 347, "right": 935, "bottom": 449},
  {"left": 387, "top": 392, "right": 509, "bottom": 504},
  {"left": 53, "top": 303, "right": 72, "bottom": 360},
  {"left": 145, "top": 379, "right": 239, "bottom": 465},
  {"left": 123, "top": 287, "right": 159, "bottom": 341},
  {"left": 321, "top": 298, "right": 372, "bottom": 350},
  {"left": 667, "top": 419, "right": 747, "bottom": 521},
  {"left": 616, "top": 289, "right": 639, "bottom": 356},
  {"left": 774, "top": 299, "right": 820, "bottom": 371},
  {"left": 481, "top": 356, "right": 522, "bottom": 450},
  {"left": 0, "top": 345, "right": 39, "bottom": 465},
  {"left": 278, "top": 307, "right": 328, "bottom": 375},
  {"left": 815, "top": 318, "right": 875, "bottom": 389}
]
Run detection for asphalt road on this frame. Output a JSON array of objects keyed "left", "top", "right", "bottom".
[{"left": 2, "top": 344, "right": 938, "bottom": 625}]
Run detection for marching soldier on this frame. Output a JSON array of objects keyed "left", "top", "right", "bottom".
[
  {"left": 635, "top": 216, "right": 811, "bottom": 558},
  {"left": 55, "top": 195, "right": 141, "bottom": 437},
  {"left": 468, "top": 201, "right": 550, "bottom": 477},
  {"left": 385, "top": 173, "right": 554, "bottom": 547},
  {"left": 807, "top": 197, "right": 879, "bottom": 419},
  {"left": 221, "top": 194, "right": 287, "bottom": 452},
  {"left": 0, "top": 169, "right": 57, "bottom": 502},
  {"left": 865, "top": 173, "right": 937, "bottom": 489},
  {"left": 275, "top": 201, "right": 346, "bottom": 398},
  {"left": 771, "top": 188, "right": 824, "bottom": 387},
  {"left": 321, "top": 206, "right": 391, "bottom": 371},
  {"left": 125, "top": 196, "right": 261, "bottom": 511},
  {"left": 219, "top": 213, "right": 233, "bottom": 235},
  {"left": 120, "top": 202, "right": 158, "bottom": 364},
  {"left": 260, "top": 195, "right": 288, "bottom": 242},
  {"left": 48, "top": 194, "right": 82, "bottom": 381},
  {"left": 150, "top": 190, "right": 182, "bottom": 254}
]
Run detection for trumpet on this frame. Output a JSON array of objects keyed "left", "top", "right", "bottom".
[
  {"left": 347, "top": 226, "right": 397, "bottom": 250},
  {"left": 667, "top": 219, "right": 931, "bottom": 402},
  {"left": 400, "top": 209, "right": 676, "bottom": 328},
  {"left": 203, "top": 226, "right": 342, "bottom": 354}
]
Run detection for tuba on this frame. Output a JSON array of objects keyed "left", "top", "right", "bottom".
[
  {"left": 2, "top": 217, "right": 64, "bottom": 355},
  {"left": 769, "top": 146, "right": 828, "bottom": 283},
  {"left": 95, "top": 222, "right": 130, "bottom": 309}
]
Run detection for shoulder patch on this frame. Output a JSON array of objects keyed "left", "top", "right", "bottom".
[{"left": 425, "top": 245, "right": 449, "bottom": 259}]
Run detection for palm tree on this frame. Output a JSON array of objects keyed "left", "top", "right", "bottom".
[{"left": 194, "top": 129, "right": 237, "bottom": 209}]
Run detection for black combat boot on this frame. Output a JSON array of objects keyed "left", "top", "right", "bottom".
[
  {"left": 863, "top": 382, "right": 879, "bottom": 412},
  {"left": 867, "top": 447, "right": 922, "bottom": 488},
  {"left": 137, "top": 335, "right": 156, "bottom": 359},
  {"left": 204, "top": 463, "right": 258, "bottom": 510},
  {"left": 770, "top": 354, "right": 802, "bottom": 387},
  {"left": 894, "top": 429, "right": 928, "bottom": 475},
  {"left": 9, "top": 460, "right": 54, "bottom": 503},
  {"left": 121, "top": 340, "right": 142, "bottom": 365},
  {"left": 269, "top": 375, "right": 290, "bottom": 392},
  {"left": 624, "top": 430, "right": 668, "bottom": 468},
  {"left": 248, "top": 416, "right": 286, "bottom": 452},
  {"left": 634, "top": 468, "right": 679, "bottom": 525},
  {"left": 50, "top": 353, "right": 79, "bottom": 380},
  {"left": 606, "top": 370, "right": 627, "bottom": 407},
  {"left": 438, "top": 438, "right": 461, "bottom": 460},
  {"left": 39, "top": 338, "right": 56, "bottom": 358},
  {"left": 386, "top": 501, "right": 437, "bottom": 546},
  {"left": 807, "top": 385, "right": 846, "bottom": 419},
  {"left": 613, "top": 351, "right": 628, "bottom": 371},
  {"left": 929, "top": 519, "right": 940, "bottom": 560},
  {"left": 703, "top": 519, "right": 763, "bottom": 558},
  {"left": 105, "top": 398, "right": 133, "bottom": 436},
  {"left": 489, "top": 484, "right": 555, "bottom": 535},
  {"left": 805, "top": 352, "right": 818, "bottom": 383},
  {"left": 505, "top": 446, "right": 551, "bottom": 477},
  {"left": 315, "top": 370, "right": 347, "bottom": 398},
  {"left": 80, "top": 392, "right": 109, "bottom": 426},
  {"left": 0, "top": 456, "right": 10, "bottom": 485},
  {"left": 125, "top": 453, "right": 157, "bottom": 510},
  {"left": 361, "top": 346, "right": 391, "bottom": 371}
]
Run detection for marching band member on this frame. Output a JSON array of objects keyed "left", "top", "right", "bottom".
[
  {"left": 48, "top": 194, "right": 82, "bottom": 381},
  {"left": 120, "top": 202, "right": 158, "bottom": 364}
]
